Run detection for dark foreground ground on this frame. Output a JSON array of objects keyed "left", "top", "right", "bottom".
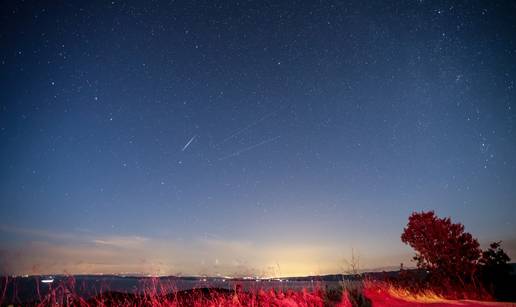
[{"left": 1, "top": 275, "right": 516, "bottom": 307}]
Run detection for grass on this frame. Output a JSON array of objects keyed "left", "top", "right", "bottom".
[{"left": 1, "top": 276, "right": 514, "bottom": 306}]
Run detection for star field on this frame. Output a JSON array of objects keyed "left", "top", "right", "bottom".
[{"left": 1, "top": 1, "right": 515, "bottom": 276}]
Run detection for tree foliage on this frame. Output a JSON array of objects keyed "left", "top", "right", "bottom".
[
  {"left": 479, "top": 241, "right": 511, "bottom": 268},
  {"left": 478, "top": 241, "right": 513, "bottom": 301},
  {"left": 401, "top": 211, "right": 481, "bottom": 286}
]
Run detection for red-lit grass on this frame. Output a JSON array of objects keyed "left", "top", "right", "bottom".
[
  {"left": 362, "top": 281, "right": 515, "bottom": 307},
  {"left": 1, "top": 276, "right": 515, "bottom": 306}
]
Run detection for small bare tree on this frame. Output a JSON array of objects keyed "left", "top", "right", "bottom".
[
  {"left": 340, "top": 248, "right": 361, "bottom": 290},
  {"left": 340, "top": 249, "right": 371, "bottom": 307},
  {"left": 342, "top": 248, "right": 360, "bottom": 276}
]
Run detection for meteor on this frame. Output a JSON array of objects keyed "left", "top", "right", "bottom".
[
  {"left": 182, "top": 135, "right": 196, "bottom": 151},
  {"left": 219, "top": 135, "right": 281, "bottom": 160},
  {"left": 216, "top": 104, "right": 290, "bottom": 147}
]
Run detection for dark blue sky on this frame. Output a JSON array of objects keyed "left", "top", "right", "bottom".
[{"left": 1, "top": 1, "right": 515, "bottom": 276}]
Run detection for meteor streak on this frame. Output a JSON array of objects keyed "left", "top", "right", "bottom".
[
  {"left": 182, "top": 135, "right": 196, "bottom": 151},
  {"left": 219, "top": 136, "right": 281, "bottom": 160},
  {"left": 216, "top": 104, "right": 290, "bottom": 147}
]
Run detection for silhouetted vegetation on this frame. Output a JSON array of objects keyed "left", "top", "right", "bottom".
[
  {"left": 478, "top": 241, "right": 514, "bottom": 301},
  {"left": 401, "top": 210, "right": 514, "bottom": 301}
]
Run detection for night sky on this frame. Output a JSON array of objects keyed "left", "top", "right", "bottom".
[{"left": 1, "top": 1, "right": 516, "bottom": 277}]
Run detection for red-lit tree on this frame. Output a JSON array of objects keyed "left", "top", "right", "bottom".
[{"left": 401, "top": 211, "right": 482, "bottom": 288}]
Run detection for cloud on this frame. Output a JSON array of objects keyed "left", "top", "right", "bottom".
[
  {"left": 0, "top": 225, "right": 411, "bottom": 277},
  {"left": 92, "top": 236, "right": 149, "bottom": 248},
  {"left": 0, "top": 224, "right": 77, "bottom": 241}
]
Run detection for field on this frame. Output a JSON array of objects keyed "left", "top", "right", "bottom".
[{"left": 1, "top": 276, "right": 515, "bottom": 307}]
